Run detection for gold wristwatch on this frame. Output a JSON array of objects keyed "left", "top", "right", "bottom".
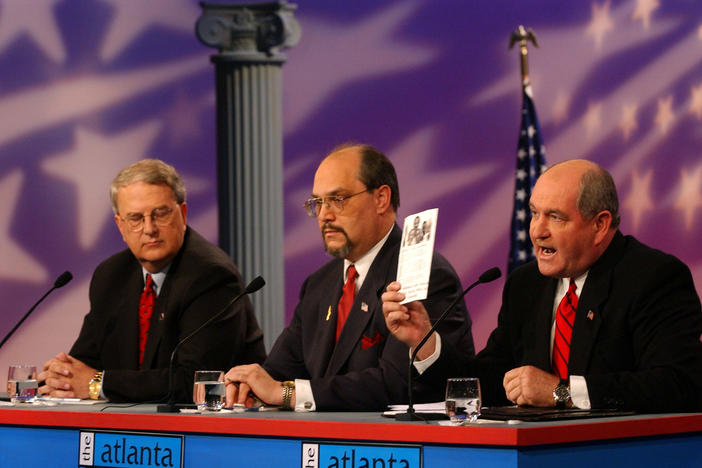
[
  {"left": 88, "top": 371, "right": 103, "bottom": 400},
  {"left": 281, "top": 380, "right": 295, "bottom": 410}
]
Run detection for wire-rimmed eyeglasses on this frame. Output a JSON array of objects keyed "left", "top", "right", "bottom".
[
  {"left": 119, "top": 206, "right": 177, "bottom": 232},
  {"left": 303, "top": 189, "right": 369, "bottom": 217}
]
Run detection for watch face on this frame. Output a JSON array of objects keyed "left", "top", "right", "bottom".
[{"left": 554, "top": 384, "right": 570, "bottom": 402}]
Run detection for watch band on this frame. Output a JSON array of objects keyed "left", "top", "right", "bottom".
[
  {"left": 281, "top": 380, "right": 295, "bottom": 410},
  {"left": 88, "top": 371, "right": 103, "bottom": 400}
]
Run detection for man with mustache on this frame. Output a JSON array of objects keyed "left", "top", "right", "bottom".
[
  {"left": 225, "top": 143, "right": 474, "bottom": 410},
  {"left": 383, "top": 159, "right": 702, "bottom": 412}
]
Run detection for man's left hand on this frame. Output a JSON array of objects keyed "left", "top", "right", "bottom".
[
  {"left": 38, "top": 352, "right": 96, "bottom": 399},
  {"left": 503, "top": 365, "right": 560, "bottom": 407}
]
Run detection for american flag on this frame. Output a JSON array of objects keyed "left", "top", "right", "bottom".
[{"left": 508, "top": 79, "right": 546, "bottom": 273}]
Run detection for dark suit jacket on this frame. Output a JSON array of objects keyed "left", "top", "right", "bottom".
[
  {"left": 70, "top": 227, "right": 266, "bottom": 403},
  {"left": 264, "top": 225, "right": 475, "bottom": 411},
  {"left": 424, "top": 231, "right": 702, "bottom": 412}
]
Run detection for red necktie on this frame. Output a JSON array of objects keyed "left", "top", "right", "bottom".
[
  {"left": 138, "top": 274, "right": 156, "bottom": 368},
  {"left": 335, "top": 265, "right": 358, "bottom": 341},
  {"left": 552, "top": 279, "right": 578, "bottom": 379}
]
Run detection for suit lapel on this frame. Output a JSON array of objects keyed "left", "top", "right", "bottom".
[
  {"left": 526, "top": 278, "right": 558, "bottom": 371},
  {"left": 308, "top": 267, "right": 344, "bottom": 377}
]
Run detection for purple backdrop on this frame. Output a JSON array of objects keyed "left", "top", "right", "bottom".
[{"left": 0, "top": 0, "right": 700, "bottom": 376}]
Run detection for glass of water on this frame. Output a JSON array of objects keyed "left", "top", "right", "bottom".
[
  {"left": 445, "top": 377, "right": 481, "bottom": 424},
  {"left": 193, "top": 370, "right": 225, "bottom": 411},
  {"left": 7, "top": 365, "right": 38, "bottom": 403}
]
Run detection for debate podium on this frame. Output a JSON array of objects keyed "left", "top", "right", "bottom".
[{"left": 1, "top": 404, "right": 701, "bottom": 467}]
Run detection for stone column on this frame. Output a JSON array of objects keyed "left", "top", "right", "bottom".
[{"left": 196, "top": 1, "right": 300, "bottom": 351}]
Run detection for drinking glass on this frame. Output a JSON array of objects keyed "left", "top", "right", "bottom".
[
  {"left": 7, "top": 365, "right": 38, "bottom": 403},
  {"left": 193, "top": 370, "right": 225, "bottom": 411},
  {"left": 445, "top": 377, "right": 481, "bottom": 424}
]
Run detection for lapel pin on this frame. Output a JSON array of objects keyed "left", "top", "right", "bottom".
[
  {"left": 326, "top": 306, "right": 332, "bottom": 321},
  {"left": 361, "top": 302, "right": 369, "bottom": 312},
  {"left": 587, "top": 310, "right": 594, "bottom": 320},
  {"left": 159, "top": 312, "right": 165, "bottom": 320}
]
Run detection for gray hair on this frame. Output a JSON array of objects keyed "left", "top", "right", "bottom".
[
  {"left": 577, "top": 166, "right": 621, "bottom": 229},
  {"left": 110, "top": 159, "right": 186, "bottom": 214}
]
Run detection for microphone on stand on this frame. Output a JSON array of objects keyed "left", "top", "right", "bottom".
[
  {"left": 0, "top": 271, "right": 73, "bottom": 350},
  {"left": 396, "top": 267, "right": 501, "bottom": 421},
  {"left": 156, "top": 276, "right": 265, "bottom": 413}
]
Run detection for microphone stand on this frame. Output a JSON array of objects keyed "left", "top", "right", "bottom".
[
  {"left": 156, "top": 276, "right": 265, "bottom": 413},
  {"left": 396, "top": 267, "right": 501, "bottom": 421}
]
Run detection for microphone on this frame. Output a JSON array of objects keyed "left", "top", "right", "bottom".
[
  {"left": 0, "top": 271, "right": 73, "bottom": 350},
  {"left": 396, "top": 266, "right": 501, "bottom": 421},
  {"left": 156, "top": 275, "right": 265, "bottom": 413}
]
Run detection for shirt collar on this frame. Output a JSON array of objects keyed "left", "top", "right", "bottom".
[
  {"left": 343, "top": 225, "right": 394, "bottom": 290},
  {"left": 142, "top": 264, "right": 171, "bottom": 297}
]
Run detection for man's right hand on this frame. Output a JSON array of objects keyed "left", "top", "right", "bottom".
[{"left": 381, "top": 281, "right": 435, "bottom": 360}]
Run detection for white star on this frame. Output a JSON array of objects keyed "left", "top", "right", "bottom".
[
  {"left": 673, "top": 165, "right": 702, "bottom": 232},
  {"left": 527, "top": 126, "right": 536, "bottom": 138},
  {"left": 518, "top": 149, "right": 527, "bottom": 159},
  {"left": 0, "top": 0, "right": 66, "bottom": 63},
  {"left": 517, "top": 230, "right": 527, "bottom": 241},
  {"left": 518, "top": 250, "right": 527, "bottom": 261},
  {"left": 584, "top": 101, "right": 603, "bottom": 136},
  {"left": 622, "top": 169, "right": 653, "bottom": 231},
  {"left": 689, "top": 84, "right": 702, "bottom": 120},
  {"left": 529, "top": 146, "right": 536, "bottom": 157},
  {"left": 283, "top": 1, "right": 437, "bottom": 134},
  {"left": 517, "top": 169, "right": 527, "bottom": 180},
  {"left": 0, "top": 170, "right": 47, "bottom": 282},
  {"left": 517, "top": 209, "right": 526, "bottom": 221},
  {"left": 654, "top": 95, "right": 675, "bottom": 134},
  {"left": 619, "top": 103, "right": 638, "bottom": 141},
  {"left": 100, "top": 0, "right": 199, "bottom": 61},
  {"left": 516, "top": 189, "right": 526, "bottom": 201},
  {"left": 632, "top": 0, "right": 660, "bottom": 30},
  {"left": 41, "top": 122, "right": 162, "bottom": 249},
  {"left": 586, "top": 0, "right": 614, "bottom": 50}
]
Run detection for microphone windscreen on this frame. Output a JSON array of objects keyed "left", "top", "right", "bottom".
[
  {"left": 54, "top": 271, "right": 73, "bottom": 288},
  {"left": 478, "top": 267, "right": 501, "bottom": 284},
  {"left": 245, "top": 276, "right": 266, "bottom": 294}
]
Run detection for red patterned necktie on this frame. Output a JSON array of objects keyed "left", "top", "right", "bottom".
[
  {"left": 138, "top": 274, "right": 155, "bottom": 368},
  {"left": 335, "top": 265, "right": 358, "bottom": 342},
  {"left": 552, "top": 279, "right": 578, "bottom": 379}
]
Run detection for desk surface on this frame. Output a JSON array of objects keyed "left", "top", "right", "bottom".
[{"left": 1, "top": 403, "right": 701, "bottom": 447}]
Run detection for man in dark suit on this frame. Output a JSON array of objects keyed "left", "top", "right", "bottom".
[
  {"left": 383, "top": 159, "right": 702, "bottom": 412},
  {"left": 39, "top": 159, "right": 266, "bottom": 402},
  {"left": 224, "top": 144, "right": 474, "bottom": 411}
]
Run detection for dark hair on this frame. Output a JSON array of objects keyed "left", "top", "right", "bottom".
[
  {"left": 578, "top": 166, "right": 621, "bottom": 229},
  {"left": 330, "top": 143, "right": 400, "bottom": 212}
]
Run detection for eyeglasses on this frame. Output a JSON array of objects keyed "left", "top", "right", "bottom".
[
  {"left": 120, "top": 206, "right": 177, "bottom": 232},
  {"left": 303, "top": 189, "right": 369, "bottom": 217}
]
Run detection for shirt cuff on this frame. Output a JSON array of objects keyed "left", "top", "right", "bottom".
[
  {"left": 569, "top": 375, "right": 591, "bottom": 409},
  {"left": 294, "top": 379, "right": 316, "bottom": 412},
  {"left": 411, "top": 333, "right": 442, "bottom": 375},
  {"left": 99, "top": 370, "right": 106, "bottom": 400}
]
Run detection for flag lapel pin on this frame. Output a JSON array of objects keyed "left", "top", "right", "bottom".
[
  {"left": 587, "top": 310, "right": 594, "bottom": 320},
  {"left": 361, "top": 302, "right": 369, "bottom": 312}
]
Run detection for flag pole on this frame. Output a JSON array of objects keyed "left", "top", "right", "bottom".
[{"left": 507, "top": 25, "right": 546, "bottom": 274}]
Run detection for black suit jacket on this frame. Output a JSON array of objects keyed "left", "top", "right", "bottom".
[
  {"left": 70, "top": 227, "right": 266, "bottom": 402},
  {"left": 424, "top": 231, "right": 702, "bottom": 412},
  {"left": 264, "top": 225, "right": 475, "bottom": 411}
]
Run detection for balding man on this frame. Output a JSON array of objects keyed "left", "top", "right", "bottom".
[
  {"left": 225, "top": 143, "right": 474, "bottom": 411},
  {"left": 383, "top": 159, "right": 702, "bottom": 412}
]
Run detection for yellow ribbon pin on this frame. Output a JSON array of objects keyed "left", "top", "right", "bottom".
[{"left": 326, "top": 305, "right": 332, "bottom": 321}]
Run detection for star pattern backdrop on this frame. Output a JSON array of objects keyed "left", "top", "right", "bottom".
[{"left": 0, "top": 0, "right": 700, "bottom": 375}]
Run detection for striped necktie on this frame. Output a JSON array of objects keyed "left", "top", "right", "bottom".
[
  {"left": 552, "top": 279, "right": 578, "bottom": 379},
  {"left": 335, "top": 265, "right": 358, "bottom": 342}
]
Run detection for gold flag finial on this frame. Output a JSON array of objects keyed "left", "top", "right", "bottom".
[{"left": 509, "top": 25, "right": 539, "bottom": 83}]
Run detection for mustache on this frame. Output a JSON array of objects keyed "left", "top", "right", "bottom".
[{"left": 321, "top": 223, "right": 348, "bottom": 236}]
